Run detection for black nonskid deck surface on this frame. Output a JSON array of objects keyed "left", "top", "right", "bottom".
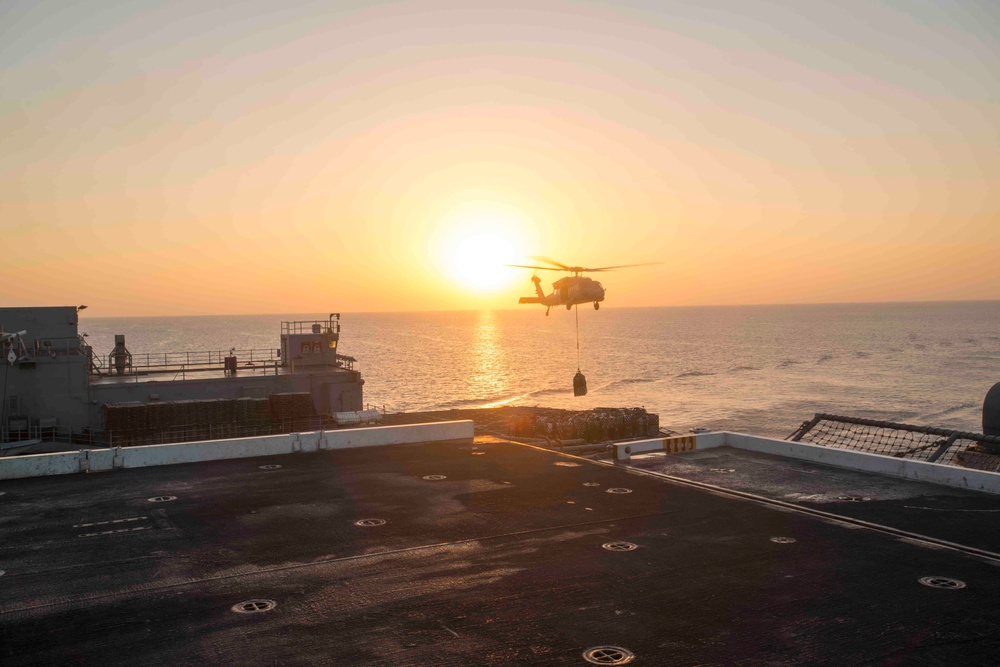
[
  {"left": 625, "top": 446, "right": 1000, "bottom": 554},
  {"left": 2, "top": 439, "right": 999, "bottom": 666}
]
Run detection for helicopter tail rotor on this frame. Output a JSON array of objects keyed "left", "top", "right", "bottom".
[{"left": 531, "top": 273, "right": 545, "bottom": 299}]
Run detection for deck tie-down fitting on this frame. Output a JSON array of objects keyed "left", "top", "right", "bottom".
[{"left": 78, "top": 449, "right": 90, "bottom": 473}]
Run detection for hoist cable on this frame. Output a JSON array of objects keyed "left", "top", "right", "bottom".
[{"left": 575, "top": 304, "right": 580, "bottom": 372}]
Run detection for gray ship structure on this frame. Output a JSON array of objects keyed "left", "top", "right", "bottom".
[{"left": 0, "top": 306, "right": 364, "bottom": 452}]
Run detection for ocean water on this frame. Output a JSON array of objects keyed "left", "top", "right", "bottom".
[{"left": 81, "top": 302, "right": 1000, "bottom": 438}]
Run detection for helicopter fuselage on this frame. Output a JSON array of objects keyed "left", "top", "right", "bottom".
[
  {"left": 551, "top": 276, "right": 605, "bottom": 305},
  {"left": 519, "top": 275, "right": 605, "bottom": 314},
  {"left": 511, "top": 256, "right": 657, "bottom": 315}
]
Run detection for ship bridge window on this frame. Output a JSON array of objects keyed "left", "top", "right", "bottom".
[{"left": 328, "top": 339, "right": 337, "bottom": 350}]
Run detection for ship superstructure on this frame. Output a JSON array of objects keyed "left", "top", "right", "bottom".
[{"left": 0, "top": 307, "right": 363, "bottom": 449}]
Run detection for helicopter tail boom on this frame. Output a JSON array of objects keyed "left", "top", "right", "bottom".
[
  {"left": 531, "top": 274, "right": 545, "bottom": 299},
  {"left": 518, "top": 297, "right": 542, "bottom": 304}
]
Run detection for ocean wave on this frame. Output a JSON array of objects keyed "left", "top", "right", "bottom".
[
  {"left": 853, "top": 351, "right": 870, "bottom": 358},
  {"left": 777, "top": 359, "right": 801, "bottom": 368},
  {"left": 527, "top": 387, "right": 571, "bottom": 398},
  {"left": 439, "top": 384, "right": 578, "bottom": 407},
  {"left": 920, "top": 403, "right": 977, "bottom": 421},
  {"left": 478, "top": 395, "right": 527, "bottom": 409},
  {"left": 730, "top": 365, "right": 760, "bottom": 373},
  {"left": 594, "top": 378, "right": 658, "bottom": 392},
  {"left": 432, "top": 394, "right": 523, "bottom": 410},
  {"left": 816, "top": 354, "right": 834, "bottom": 364},
  {"left": 676, "top": 371, "right": 715, "bottom": 378}
]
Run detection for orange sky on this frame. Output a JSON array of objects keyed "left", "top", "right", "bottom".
[{"left": 2, "top": 1, "right": 998, "bottom": 316}]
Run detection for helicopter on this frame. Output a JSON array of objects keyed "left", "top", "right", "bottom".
[{"left": 508, "top": 257, "right": 659, "bottom": 316}]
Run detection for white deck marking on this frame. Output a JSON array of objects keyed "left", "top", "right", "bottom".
[
  {"left": 79, "top": 526, "right": 151, "bottom": 538},
  {"left": 74, "top": 516, "right": 148, "bottom": 528}
]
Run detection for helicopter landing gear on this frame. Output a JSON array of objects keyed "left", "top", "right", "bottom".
[
  {"left": 545, "top": 307, "right": 550, "bottom": 316},
  {"left": 566, "top": 303, "right": 572, "bottom": 311},
  {"left": 594, "top": 302, "right": 600, "bottom": 310}
]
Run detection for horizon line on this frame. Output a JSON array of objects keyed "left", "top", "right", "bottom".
[{"left": 69, "top": 297, "right": 1000, "bottom": 319}]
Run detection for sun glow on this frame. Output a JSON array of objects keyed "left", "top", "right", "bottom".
[
  {"left": 452, "top": 233, "right": 517, "bottom": 290},
  {"left": 436, "top": 205, "right": 532, "bottom": 294}
]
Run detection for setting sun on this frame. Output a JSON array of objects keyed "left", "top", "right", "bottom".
[{"left": 452, "top": 233, "right": 517, "bottom": 291}]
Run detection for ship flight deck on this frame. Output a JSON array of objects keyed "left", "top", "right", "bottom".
[{"left": 2, "top": 436, "right": 999, "bottom": 665}]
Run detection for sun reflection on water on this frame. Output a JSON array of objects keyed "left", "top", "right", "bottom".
[{"left": 470, "top": 311, "right": 509, "bottom": 402}]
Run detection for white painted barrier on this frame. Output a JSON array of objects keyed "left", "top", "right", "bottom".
[
  {"left": 7, "top": 420, "right": 996, "bottom": 494},
  {"left": 0, "top": 421, "right": 474, "bottom": 481},
  {"left": 722, "top": 432, "right": 1000, "bottom": 495},
  {"left": 0, "top": 451, "right": 82, "bottom": 478},
  {"left": 612, "top": 432, "right": 725, "bottom": 461},
  {"left": 612, "top": 430, "right": 1000, "bottom": 495}
]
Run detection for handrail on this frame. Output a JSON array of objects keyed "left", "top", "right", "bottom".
[
  {"left": 1, "top": 424, "right": 105, "bottom": 451},
  {"left": 102, "top": 348, "right": 280, "bottom": 372},
  {"left": 3, "top": 336, "right": 88, "bottom": 357},
  {"left": 131, "top": 348, "right": 279, "bottom": 368},
  {"left": 281, "top": 315, "right": 341, "bottom": 336}
]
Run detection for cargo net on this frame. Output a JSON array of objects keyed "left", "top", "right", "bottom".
[
  {"left": 508, "top": 407, "right": 660, "bottom": 444},
  {"left": 103, "top": 393, "right": 323, "bottom": 447},
  {"left": 791, "top": 413, "right": 1000, "bottom": 473}
]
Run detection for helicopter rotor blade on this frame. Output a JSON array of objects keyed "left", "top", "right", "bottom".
[
  {"left": 505, "top": 264, "right": 566, "bottom": 271},
  {"left": 581, "top": 262, "right": 663, "bottom": 272},
  {"left": 529, "top": 256, "right": 574, "bottom": 271},
  {"left": 509, "top": 259, "right": 663, "bottom": 273}
]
